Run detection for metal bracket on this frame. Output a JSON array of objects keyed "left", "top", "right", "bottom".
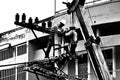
[
  {"left": 34, "top": 70, "right": 41, "bottom": 80},
  {"left": 31, "top": 29, "right": 38, "bottom": 39},
  {"left": 84, "top": 36, "right": 101, "bottom": 48}
]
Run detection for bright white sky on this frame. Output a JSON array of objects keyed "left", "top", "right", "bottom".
[
  {"left": 0, "top": 0, "right": 55, "bottom": 33},
  {"left": 0, "top": 0, "right": 107, "bottom": 33}
]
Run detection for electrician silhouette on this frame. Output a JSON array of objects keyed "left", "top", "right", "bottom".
[{"left": 65, "top": 26, "right": 78, "bottom": 57}]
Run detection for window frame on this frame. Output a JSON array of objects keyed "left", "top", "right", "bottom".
[
  {"left": 0, "top": 47, "right": 14, "bottom": 61},
  {"left": 16, "top": 43, "right": 27, "bottom": 56},
  {"left": 102, "top": 47, "right": 116, "bottom": 78}
]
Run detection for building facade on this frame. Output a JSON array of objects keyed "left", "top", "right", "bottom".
[{"left": 0, "top": 0, "right": 120, "bottom": 80}]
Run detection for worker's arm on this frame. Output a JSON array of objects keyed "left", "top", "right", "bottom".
[{"left": 65, "top": 30, "right": 73, "bottom": 36}]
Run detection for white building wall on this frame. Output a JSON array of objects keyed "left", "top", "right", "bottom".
[
  {"left": 0, "top": 28, "right": 28, "bottom": 80},
  {"left": 85, "top": 0, "right": 120, "bottom": 25}
]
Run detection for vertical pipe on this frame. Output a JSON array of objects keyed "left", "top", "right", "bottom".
[
  {"left": 72, "top": 11, "right": 76, "bottom": 26},
  {"left": 113, "top": 48, "right": 116, "bottom": 78},
  {"left": 87, "top": 56, "right": 91, "bottom": 80},
  {"left": 75, "top": 59, "right": 78, "bottom": 78},
  {"left": 54, "top": 0, "right": 56, "bottom": 14}
]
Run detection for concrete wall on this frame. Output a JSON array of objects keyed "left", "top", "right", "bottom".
[{"left": 85, "top": 0, "right": 120, "bottom": 25}]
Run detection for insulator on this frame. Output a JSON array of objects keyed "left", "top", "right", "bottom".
[
  {"left": 15, "top": 13, "right": 20, "bottom": 22},
  {"left": 48, "top": 21, "right": 52, "bottom": 28},
  {"left": 42, "top": 22, "right": 46, "bottom": 28},
  {"left": 28, "top": 17, "right": 33, "bottom": 24},
  {"left": 22, "top": 13, "right": 26, "bottom": 23},
  {"left": 34, "top": 17, "right": 39, "bottom": 24}
]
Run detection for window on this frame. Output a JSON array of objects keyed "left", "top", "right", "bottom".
[
  {"left": 92, "top": 21, "right": 120, "bottom": 36},
  {"left": 17, "top": 44, "right": 27, "bottom": 56},
  {"left": 102, "top": 48, "right": 113, "bottom": 75},
  {"left": 0, "top": 67, "right": 16, "bottom": 80},
  {"left": 17, "top": 66, "right": 26, "bottom": 80},
  {"left": 0, "top": 66, "right": 26, "bottom": 80},
  {"left": 78, "top": 54, "right": 88, "bottom": 79},
  {"left": 0, "top": 47, "right": 14, "bottom": 61}
]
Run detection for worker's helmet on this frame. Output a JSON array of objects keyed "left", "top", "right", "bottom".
[
  {"left": 58, "top": 19, "right": 66, "bottom": 28},
  {"left": 60, "top": 19, "right": 66, "bottom": 25}
]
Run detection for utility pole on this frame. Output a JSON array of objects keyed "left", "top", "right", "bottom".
[{"left": 64, "top": 0, "right": 112, "bottom": 80}]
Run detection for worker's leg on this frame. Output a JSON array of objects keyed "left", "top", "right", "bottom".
[
  {"left": 70, "top": 42, "right": 77, "bottom": 57},
  {"left": 45, "top": 36, "right": 53, "bottom": 58},
  {"left": 45, "top": 42, "right": 52, "bottom": 58}
]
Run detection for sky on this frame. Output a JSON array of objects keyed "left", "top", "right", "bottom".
[
  {"left": 0, "top": 0, "right": 55, "bottom": 33},
  {"left": 0, "top": 0, "right": 71, "bottom": 33},
  {"left": 0, "top": 0, "right": 107, "bottom": 33}
]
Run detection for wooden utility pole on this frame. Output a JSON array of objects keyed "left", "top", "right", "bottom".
[{"left": 65, "top": 0, "right": 112, "bottom": 80}]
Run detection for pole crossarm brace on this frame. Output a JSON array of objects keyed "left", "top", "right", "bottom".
[
  {"left": 14, "top": 21, "right": 63, "bottom": 35},
  {"left": 34, "top": 70, "right": 41, "bottom": 80},
  {"left": 84, "top": 36, "right": 101, "bottom": 48},
  {"left": 31, "top": 29, "right": 38, "bottom": 39},
  {"left": 63, "top": 0, "right": 85, "bottom": 14}
]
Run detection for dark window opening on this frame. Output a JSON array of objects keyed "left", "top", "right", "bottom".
[
  {"left": 29, "top": 35, "right": 49, "bottom": 50},
  {"left": 78, "top": 54, "right": 87, "bottom": 64},
  {"left": 102, "top": 48, "right": 113, "bottom": 74},
  {"left": 78, "top": 54, "right": 88, "bottom": 79},
  {"left": 92, "top": 21, "right": 120, "bottom": 36}
]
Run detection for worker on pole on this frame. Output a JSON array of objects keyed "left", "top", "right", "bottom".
[
  {"left": 45, "top": 19, "right": 66, "bottom": 58},
  {"left": 53, "top": 19, "right": 66, "bottom": 56},
  {"left": 64, "top": 26, "right": 78, "bottom": 57},
  {"left": 45, "top": 35, "right": 54, "bottom": 58}
]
